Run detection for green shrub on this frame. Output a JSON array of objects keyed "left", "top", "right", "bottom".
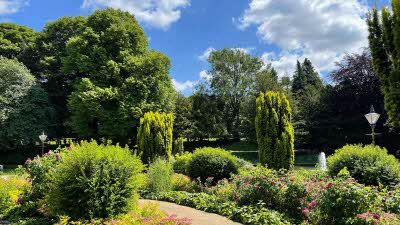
[
  {"left": 171, "top": 173, "right": 194, "bottom": 192},
  {"left": 255, "top": 91, "right": 294, "bottom": 170},
  {"left": 147, "top": 158, "right": 173, "bottom": 193},
  {"left": 25, "top": 150, "right": 62, "bottom": 201},
  {"left": 327, "top": 145, "right": 400, "bottom": 186},
  {"left": 0, "top": 176, "right": 29, "bottom": 218},
  {"left": 308, "top": 179, "right": 378, "bottom": 225},
  {"left": 137, "top": 112, "right": 173, "bottom": 163},
  {"left": 188, "top": 147, "right": 239, "bottom": 183},
  {"left": 173, "top": 152, "right": 193, "bottom": 175},
  {"left": 46, "top": 141, "right": 145, "bottom": 219}
]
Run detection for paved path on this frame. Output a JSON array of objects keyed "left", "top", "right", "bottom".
[{"left": 139, "top": 199, "right": 242, "bottom": 225}]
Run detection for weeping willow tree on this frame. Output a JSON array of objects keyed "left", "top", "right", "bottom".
[
  {"left": 137, "top": 112, "right": 173, "bottom": 163},
  {"left": 255, "top": 91, "right": 294, "bottom": 170}
]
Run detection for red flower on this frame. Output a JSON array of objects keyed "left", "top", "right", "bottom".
[
  {"left": 308, "top": 201, "right": 316, "bottom": 209},
  {"left": 373, "top": 213, "right": 380, "bottom": 220},
  {"left": 327, "top": 182, "right": 332, "bottom": 188}
]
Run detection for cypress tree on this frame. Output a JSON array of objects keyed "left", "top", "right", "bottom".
[
  {"left": 137, "top": 112, "right": 173, "bottom": 163},
  {"left": 367, "top": 2, "right": 400, "bottom": 127},
  {"left": 291, "top": 60, "right": 306, "bottom": 93},
  {"left": 255, "top": 91, "right": 294, "bottom": 170}
]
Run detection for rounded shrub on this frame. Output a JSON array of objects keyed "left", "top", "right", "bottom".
[
  {"left": 173, "top": 152, "right": 193, "bottom": 175},
  {"left": 46, "top": 141, "right": 145, "bottom": 219},
  {"left": 327, "top": 145, "right": 400, "bottom": 186},
  {"left": 188, "top": 147, "right": 239, "bottom": 183}
]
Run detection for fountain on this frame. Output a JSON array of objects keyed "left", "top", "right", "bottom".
[{"left": 318, "top": 152, "right": 327, "bottom": 171}]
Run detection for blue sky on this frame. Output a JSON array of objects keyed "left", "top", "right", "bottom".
[{"left": 0, "top": 0, "right": 392, "bottom": 95}]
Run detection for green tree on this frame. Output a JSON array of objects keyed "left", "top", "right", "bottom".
[
  {"left": 291, "top": 58, "right": 324, "bottom": 148},
  {"left": 0, "top": 23, "right": 37, "bottom": 59},
  {"left": 367, "top": 2, "right": 400, "bottom": 128},
  {"left": 255, "top": 91, "right": 294, "bottom": 170},
  {"left": 0, "top": 58, "right": 53, "bottom": 151},
  {"left": 66, "top": 9, "right": 175, "bottom": 144},
  {"left": 209, "top": 49, "right": 263, "bottom": 138},
  {"left": 190, "top": 85, "right": 226, "bottom": 140},
  {"left": 33, "top": 16, "right": 86, "bottom": 137},
  {"left": 137, "top": 112, "right": 173, "bottom": 163},
  {"left": 291, "top": 60, "right": 306, "bottom": 93},
  {"left": 173, "top": 93, "right": 193, "bottom": 139}
]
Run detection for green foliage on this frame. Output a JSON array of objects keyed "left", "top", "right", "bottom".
[
  {"left": 33, "top": 16, "right": 86, "bottom": 137},
  {"left": 25, "top": 151, "right": 62, "bottom": 201},
  {"left": 0, "top": 23, "right": 37, "bottom": 59},
  {"left": 0, "top": 58, "right": 53, "bottom": 151},
  {"left": 145, "top": 191, "right": 290, "bottom": 225},
  {"left": 147, "top": 158, "right": 173, "bottom": 193},
  {"left": 309, "top": 179, "right": 377, "bottom": 225},
  {"left": 188, "top": 147, "right": 238, "bottom": 183},
  {"left": 327, "top": 145, "right": 400, "bottom": 187},
  {"left": 46, "top": 141, "right": 145, "bottom": 219},
  {"left": 310, "top": 51, "right": 385, "bottom": 150},
  {"left": 190, "top": 86, "right": 226, "bottom": 140},
  {"left": 209, "top": 48, "right": 264, "bottom": 138},
  {"left": 66, "top": 8, "right": 175, "bottom": 143},
  {"left": 0, "top": 176, "right": 29, "bottom": 218},
  {"left": 173, "top": 152, "right": 193, "bottom": 175},
  {"left": 255, "top": 91, "right": 294, "bottom": 170},
  {"left": 367, "top": 2, "right": 400, "bottom": 128},
  {"left": 137, "top": 112, "right": 173, "bottom": 162},
  {"left": 171, "top": 173, "right": 194, "bottom": 192},
  {"left": 173, "top": 137, "right": 184, "bottom": 155},
  {"left": 173, "top": 93, "right": 193, "bottom": 139}
]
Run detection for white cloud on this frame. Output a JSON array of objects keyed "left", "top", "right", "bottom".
[
  {"left": 199, "top": 70, "right": 211, "bottom": 81},
  {"left": 172, "top": 79, "right": 196, "bottom": 92},
  {"left": 82, "top": 0, "right": 189, "bottom": 30},
  {"left": 0, "top": 0, "right": 28, "bottom": 15},
  {"left": 198, "top": 47, "right": 215, "bottom": 62},
  {"left": 198, "top": 47, "right": 254, "bottom": 62},
  {"left": 238, "top": 0, "right": 369, "bottom": 75}
]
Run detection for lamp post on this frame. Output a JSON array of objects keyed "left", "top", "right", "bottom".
[
  {"left": 364, "top": 105, "right": 380, "bottom": 145},
  {"left": 39, "top": 131, "right": 47, "bottom": 156}
]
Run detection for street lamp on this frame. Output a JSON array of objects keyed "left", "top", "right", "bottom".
[
  {"left": 364, "top": 105, "right": 380, "bottom": 145},
  {"left": 39, "top": 131, "right": 47, "bottom": 156}
]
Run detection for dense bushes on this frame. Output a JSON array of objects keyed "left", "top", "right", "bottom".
[
  {"left": 46, "top": 141, "right": 145, "bottom": 219},
  {"left": 147, "top": 158, "right": 173, "bottom": 193},
  {"left": 137, "top": 112, "right": 174, "bottom": 163},
  {"left": 327, "top": 145, "right": 400, "bottom": 186},
  {"left": 255, "top": 91, "right": 294, "bottom": 170},
  {"left": 173, "top": 152, "right": 193, "bottom": 175},
  {"left": 188, "top": 147, "right": 239, "bottom": 183}
]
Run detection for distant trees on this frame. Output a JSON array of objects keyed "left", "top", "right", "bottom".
[
  {"left": 65, "top": 9, "right": 175, "bottom": 145},
  {"left": 137, "top": 112, "right": 173, "bottom": 163},
  {"left": 256, "top": 91, "right": 294, "bottom": 169},
  {"left": 0, "top": 58, "right": 52, "bottom": 151},
  {"left": 0, "top": 8, "right": 175, "bottom": 150},
  {"left": 209, "top": 49, "right": 263, "bottom": 139},
  {"left": 367, "top": 1, "right": 400, "bottom": 128}
]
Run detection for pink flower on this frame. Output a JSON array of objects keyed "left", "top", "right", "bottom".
[
  {"left": 308, "top": 201, "right": 316, "bottom": 209},
  {"left": 25, "top": 158, "right": 32, "bottom": 165},
  {"left": 55, "top": 153, "right": 61, "bottom": 161},
  {"left": 327, "top": 182, "right": 332, "bottom": 188},
  {"left": 243, "top": 182, "right": 250, "bottom": 188}
]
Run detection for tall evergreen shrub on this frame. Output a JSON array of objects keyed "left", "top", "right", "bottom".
[
  {"left": 255, "top": 91, "right": 294, "bottom": 170},
  {"left": 137, "top": 112, "right": 173, "bottom": 162}
]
